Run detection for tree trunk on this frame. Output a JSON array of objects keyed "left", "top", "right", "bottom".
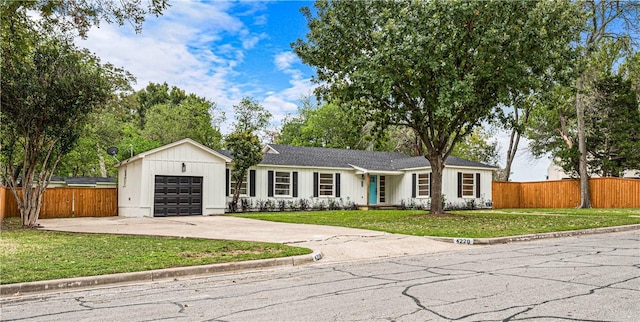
[
  {"left": 576, "top": 76, "right": 592, "bottom": 208},
  {"left": 503, "top": 128, "right": 520, "bottom": 182},
  {"left": 231, "top": 179, "right": 243, "bottom": 213},
  {"left": 428, "top": 153, "right": 446, "bottom": 215},
  {"left": 98, "top": 144, "right": 107, "bottom": 177}
]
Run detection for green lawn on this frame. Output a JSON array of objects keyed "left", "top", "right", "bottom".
[
  {"left": 0, "top": 218, "right": 311, "bottom": 285},
  {"left": 234, "top": 208, "right": 640, "bottom": 238}
]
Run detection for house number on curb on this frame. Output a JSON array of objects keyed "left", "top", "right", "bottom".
[
  {"left": 312, "top": 252, "right": 323, "bottom": 261},
  {"left": 454, "top": 238, "right": 474, "bottom": 245}
]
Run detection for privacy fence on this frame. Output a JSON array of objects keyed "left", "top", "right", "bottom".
[
  {"left": 0, "top": 187, "right": 118, "bottom": 219},
  {"left": 492, "top": 177, "right": 640, "bottom": 209}
]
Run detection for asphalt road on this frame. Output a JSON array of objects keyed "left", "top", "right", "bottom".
[{"left": 1, "top": 230, "right": 638, "bottom": 322}]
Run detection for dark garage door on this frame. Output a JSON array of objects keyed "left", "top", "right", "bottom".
[{"left": 154, "top": 176, "right": 203, "bottom": 217}]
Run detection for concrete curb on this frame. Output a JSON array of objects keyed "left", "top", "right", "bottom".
[
  {"left": 1, "top": 251, "right": 323, "bottom": 297},
  {"left": 428, "top": 224, "right": 640, "bottom": 245}
]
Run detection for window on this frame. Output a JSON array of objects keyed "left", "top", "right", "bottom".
[
  {"left": 380, "top": 176, "right": 386, "bottom": 202},
  {"left": 418, "top": 173, "right": 430, "bottom": 197},
  {"left": 275, "top": 171, "right": 291, "bottom": 196},
  {"left": 319, "top": 173, "right": 333, "bottom": 196},
  {"left": 462, "top": 173, "right": 475, "bottom": 197},
  {"left": 230, "top": 174, "right": 248, "bottom": 196}
]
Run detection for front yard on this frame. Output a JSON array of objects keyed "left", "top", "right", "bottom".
[
  {"left": 234, "top": 208, "right": 640, "bottom": 238},
  {"left": 0, "top": 218, "right": 311, "bottom": 285}
]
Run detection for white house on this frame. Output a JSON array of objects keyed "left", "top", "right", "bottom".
[{"left": 116, "top": 139, "right": 496, "bottom": 217}]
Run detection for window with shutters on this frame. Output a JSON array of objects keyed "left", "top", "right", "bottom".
[
  {"left": 230, "top": 174, "right": 248, "bottom": 196},
  {"left": 275, "top": 171, "right": 291, "bottom": 196},
  {"left": 319, "top": 173, "right": 333, "bottom": 196},
  {"left": 417, "top": 173, "right": 430, "bottom": 197},
  {"left": 462, "top": 173, "right": 475, "bottom": 197}
]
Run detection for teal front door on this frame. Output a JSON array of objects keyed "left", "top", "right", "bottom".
[{"left": 369, "top": 175, "right": 377, "bottom": 205}]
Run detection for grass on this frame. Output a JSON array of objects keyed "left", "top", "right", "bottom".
[
  {"left": 234, "top": 208, "right": 640, "bottom": 239},
  {"left": 0, "top": 218, "right": 311, "bottom": 285}
]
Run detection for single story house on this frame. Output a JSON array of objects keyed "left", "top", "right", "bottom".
[{"left": 116, "top": 138, "right": 496, "bottom": 217}]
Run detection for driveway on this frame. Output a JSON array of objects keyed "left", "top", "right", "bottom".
[{"left": 38, "top": 216, "right": 474, "bottom": 263}]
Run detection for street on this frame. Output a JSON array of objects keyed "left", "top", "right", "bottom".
[{"left": 2, "top": 230, "right": 638, "bottom": 321}]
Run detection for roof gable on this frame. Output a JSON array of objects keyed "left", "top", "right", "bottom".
[{"left": 116, "top": 138, "right": 231, "bottom": 167}]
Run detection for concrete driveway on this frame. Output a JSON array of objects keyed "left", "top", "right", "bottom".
[{"left": 38, "top": 216, "right": 474, "bottom": 263}]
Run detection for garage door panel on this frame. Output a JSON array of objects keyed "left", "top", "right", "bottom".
[{"left": 154, "top": 175, "right": 203, "bottom": 217}]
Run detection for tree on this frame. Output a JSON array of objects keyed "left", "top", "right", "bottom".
[
  {"left": 293, "top": 0, "right": 582, "bottom": 214},
  {"left": 0, "top": 0, "right": 167, "bottom": 227},
  {"left": 278, "top": 101, "right": 370, "bottom": 149},
  {"left": 225, "top": 131, "right": 262, "bottom": 212},
  {"left": 233, "top": 97, "right": 273, "bottom": 139},
  {"left": 1, "top": 35, "right": 113, "bottom": 227},
  {"left": 225, "top": 98, "right": 271, "bottom": 212},
  {"left": 2, "top": 0, "right": 168, "bottom": 39},
  {"left": 451, "top": 128, "right": 500, "bottom": 166},
  {"left": 142, "top": 94, "right": 223, "bottom": 149},
  {"left": 572, "top": 1, "right": 639, "bottom": 208},
  {"left": 586, "top": 76, "right": 640, "bottom": 177}
]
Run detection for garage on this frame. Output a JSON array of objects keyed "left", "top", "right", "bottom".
[
  {"left": 117, "top": 138, "right": 231, "bottom": 217},
  {"left": 153, "top": 175, "right": 203, "bottom": 216}
]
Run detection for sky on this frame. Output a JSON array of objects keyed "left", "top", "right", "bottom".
[{"left": 76, "top": 0, "right": 551, "bottom": 182}]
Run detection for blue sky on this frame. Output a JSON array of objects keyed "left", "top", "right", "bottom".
[{"left": 76, "top": 0, "right": 551, "bottom": 181}]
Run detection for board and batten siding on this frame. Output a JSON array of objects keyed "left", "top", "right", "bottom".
[
  {"left": 392, "top": 167, "right": 493, "bottom": 205},
  {"left": 117, "top": 159, "right": 143, "bottom": 216},
  {"left": 118, "top": 141, "right": 228, "bottom": 217},
  {"left": 227, "top": 166, "right": 368, "bottom": 205}
]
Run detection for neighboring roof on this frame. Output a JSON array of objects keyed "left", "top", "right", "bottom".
[
  {"left": 116, "top": 138, "right": 232, "bottom": 167},
  {"left": 65, "top": 177, "right": 116, "bottom": 186},
  {"left": 220, "top": 144, "right": 496, "bottom": 171}
]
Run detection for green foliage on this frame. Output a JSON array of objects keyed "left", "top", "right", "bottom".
[
  {"left": 293, "top": 0, "right": 582, "bottom": 213},
  {"left": 233, "top": 97, "right": 273, "bottom": 137},
  {"left": 586, "top": 76, "right": 640, "bottom": 177},
  {"left": 225, "top": 131, "right": 263, "bottom": 212},
  {"left": 1, "top": 0, "right": 169, "bottom": 39},
  {"left": 1, "top": 23, "right": 115, "bottom": 226},
  {"left": 451, "top": 128, "right": 499, "bottom": 166},
  {"left": 278, "top": 101, "right": 370, "bottom": 149},
  {"left": 142, "top": 94, "right": 223, "bottom": 149}
]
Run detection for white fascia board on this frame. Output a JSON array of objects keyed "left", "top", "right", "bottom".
[{"left": 348, "top": 164, "right": 404, "bottom": 175}]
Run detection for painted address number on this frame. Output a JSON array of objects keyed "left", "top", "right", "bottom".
[
  {"left": 312, "top": 252, "right": 323, "bottom": 261},
  {"left": 454, "top": 238, "right": 474, "bottom": 245}
]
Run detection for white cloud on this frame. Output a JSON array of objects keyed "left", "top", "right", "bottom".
[
  {"left": 274, "top": 52, "right": 298, "bottom": 71},
  {"left": 75, "top": 1, "right": 274, "bottom": 134}
]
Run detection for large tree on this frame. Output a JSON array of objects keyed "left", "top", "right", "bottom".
[
  {"left": 586, "top": 76, "right": 640, "bottom": 177},
  {"left": 278, "top": 101, "right": 370, "bottom": 149},
  {"left": 293, "top": 0, "right": 582, "bottom": 214},
  {"left": 572, "top": 1, "right": 639, "bottom": 208},
  {"left": 1, "top": 35, "right": 113, "bottom": 227},
  {"left": 0, "top": 0, "right": 167, "bottom": 227},
  {"left": 142, "top": 93, "right": 223, "bottom": 149}
]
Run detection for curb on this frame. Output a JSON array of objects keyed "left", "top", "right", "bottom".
[
  {"left": 428, "top": 224, "right": 640, "bottom": 245},
  {"left": 1, "top": 251, "right": 323, "bottom": 297}
]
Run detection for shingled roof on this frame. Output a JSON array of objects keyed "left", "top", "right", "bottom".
[{"left": 219, "top": 144, "right": 495, "bottom": 171}]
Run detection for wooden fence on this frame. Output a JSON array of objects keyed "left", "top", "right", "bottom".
[
  {"left": 492, "top": 177, "right": 640, "bottom": 209},
  {"left": 1, "top": 187, "right": 118, "bottom": 219}
]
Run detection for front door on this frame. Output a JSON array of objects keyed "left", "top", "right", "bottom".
[{"left": 369, "top": 175, "right": 377, "bottom": 205}]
